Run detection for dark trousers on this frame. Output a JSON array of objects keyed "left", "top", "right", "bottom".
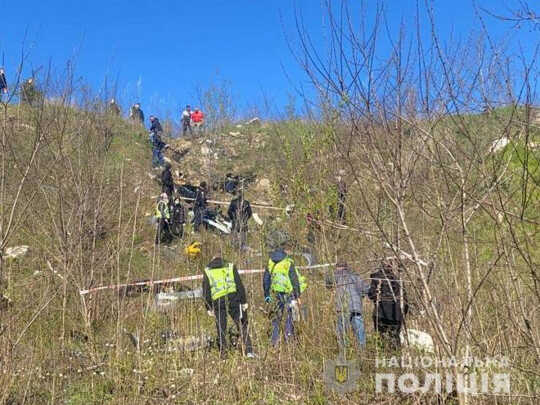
[
  {"left": 182, "top": 121, "right": 193, "bottom": 137},
  {"left": 373, "top": 301, "right": 405, "bottom": 349},
  {"left": 193, "top": 208, "right": 205, "bottom": 232},
  {"left": 155, "top": 219, "right": 172, "bottom": 245},
  {"left": 213, "top": 297, "right": 252, "bottom": 354}
]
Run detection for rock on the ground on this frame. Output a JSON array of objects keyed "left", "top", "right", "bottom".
[
  {"left": 490, "top": 137, "right": 510, "bottom": 153},
  {"left": 3, "top": 246, "right": 29, "bottom": 260},
  {"left": 256, "top": 178, "right": 271, "bottom": 192},
  {"left": 201, "top": 145, "right": 211, "bottom": 156},
  {"left": 246, "top": 117, "right": 261, "bottom": 126}
]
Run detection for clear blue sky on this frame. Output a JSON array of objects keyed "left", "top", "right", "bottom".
[{"left": 0, "top": 0, "right": 536, "bottom": 120}]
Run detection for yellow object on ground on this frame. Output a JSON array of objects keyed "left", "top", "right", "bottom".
[{"left": 185, "top": 242, "right": 202, "bottom": 258}]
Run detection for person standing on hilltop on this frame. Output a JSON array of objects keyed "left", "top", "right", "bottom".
[
  {"left": 21, "top": 78, "right": 41, "bottom": 106},
  {"left": 130, "top": 103, "right": 145, "bottom": 125},
  {"left": 191, "top": 107, "right": 204, "bottom": 135},
  {"left": 0, "top": 68, "right": 8, "bottom": 100},
  {"left": 108, "top": 98, "right": 121, "bottom": 116},
  {"left": 181, "top": 105, "right": 193, "bottom": 137}
]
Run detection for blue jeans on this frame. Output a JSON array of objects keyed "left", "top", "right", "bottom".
[
  {"left": 337, "top": 312, "right": 366, "bottom": 348},
  {"left": 152, "top": 148, "right": 164, "bottom": 167},
  {"left": 271, "top": 293, "right": 295, "bottom": 346}
]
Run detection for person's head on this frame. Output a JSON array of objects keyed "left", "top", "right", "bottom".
[
  {"left": 195, "top": 107, "right": 200, "bottom": 112},
  {"left": 27, "top": 78, "right": 33, "bottom": 84},
  {"left": 186, "top": 105, "right": 191, "bottom": 111},
  {"left": 164, "top": 162, "right": 172, "bottom": 170},
  {"left": 0, "top": 68, "right": 4, "bottom": 74},
  {"left": 135, "top": 103, "right": 140, "bottom": 108},
  {"left": 160, "top": 192, "right": 169, "bottom": 202},
  {"left": 174, "top": 197, "right": 181, "bottom": 205},
  {"left": 200, "top": 181, "right": 207, "bottom": 190},
  {"left": 110, "top": 98, "right": 115, "bottom": 104}
]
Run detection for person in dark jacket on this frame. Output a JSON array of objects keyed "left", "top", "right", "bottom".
[
  {"left": 108, "top": 98, "right": 121, "bottom": 115},
  {"left": 192, "top": 181, "right": 208, "bottom": 232},
  {"left": 202, "top": 256, "right": 254, "bottom": 357},
  {"left": 263, "top": 236, "right": 307, "bottom": 346},
  {"left": 368, "top": 259, "right": 408, "bottom": 349},
  {"left": 130, "top": 103, "right": 144, "bottom": 125},
  {"left": 169, "top": 197, "right": 185, "bottom": 238},
  {"left": 326, "top": 262, "right": 370, "bottom": 348},
  {"left": 227, "top": 189, "right": 252, "bottom": 249},
  {"left": 0, "top": 68, "right": 8, "bottom": 100},
  {"left": 21, "top": 78, "right": 41, "bottom": 106},
  {"left": 161, "top": 162, "right": 174, "bottom": 198},
  {"left": 149, "top": 116, "right": 166, "bottom": 168}
]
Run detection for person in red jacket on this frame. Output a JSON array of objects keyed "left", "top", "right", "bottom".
[{"left": 191, "top": 107, "right": 204, "bottom": 135}]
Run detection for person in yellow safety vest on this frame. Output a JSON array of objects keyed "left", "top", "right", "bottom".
[
  {"left": 202, "top": 256, "right": 255, "bottom": 358},
  {"left": 263, "top": 238, "right": 307, "bottom": 346},
  {"left": 155, "top": 193, "right": 173, "bottom": 245}
]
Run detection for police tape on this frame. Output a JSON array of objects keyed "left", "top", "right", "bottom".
[
  {"left": 79, "top": 262, "right": 336, "bottom": 296},
  {"left": 176, "top": 196, "right": 284, "bottom": 211}
]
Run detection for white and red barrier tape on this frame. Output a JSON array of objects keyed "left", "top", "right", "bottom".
[{"left": 79, "top": 263, "right": 335, "bottom": 296}]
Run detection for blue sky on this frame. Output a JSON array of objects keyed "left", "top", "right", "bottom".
[{"left": 0, "top": 0, "right": 537, "bottom": 121}]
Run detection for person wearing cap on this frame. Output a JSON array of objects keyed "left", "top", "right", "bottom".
[
  {"left": 227, "top": 188, "right": 252, "bottom": 249},
  {"left": 263, "top": 233, "right": 307, "bottom": 346},
  {"left": 202, "top": 256, "right": 255, "bottom": 358},
  {"left": 155, "top": 193, "right": 173, "bottom": 245},
  {"left": 161, "top": 162, "right": 174, "bottom": 198},
  {"left": 191, "top": 107, "right": 204, "bottom": 135},
  {"left": 368, "top": 259, "right": 408, "bottom": 349},
  {"left": 129, "top": 103, "right": 145, "bottom": 125},
  {"left": 149, "top": 115, "right": 166, "bottom": 168},
  {"left": 181, "top": 105, "right": 193, "bottom": 137},
  {"left": 326, "top": 260, "right": 370, "bottom": 348},
  {"left": 0, "top": 68, "right": 8, "bottom": 100}
]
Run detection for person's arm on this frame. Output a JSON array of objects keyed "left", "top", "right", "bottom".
[
  {"left": 233, "top": 266, "right": 247, "bottom": 304},
  {"left": 263, "top": 268, "right": 272, "bottom": 299},
  {"left": 202, "top": 272, "right": 212, "bottom": 310},
  {"left": 289, "top": 264, "right": 301, "bottom": 299}
]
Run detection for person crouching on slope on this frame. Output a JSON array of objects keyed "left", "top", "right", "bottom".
[
  {"left": 263, "top": 233, "right": 307, "bottom": 346},
  {"left": 203, "top": 256, "right": 255, "bottom": 358}
]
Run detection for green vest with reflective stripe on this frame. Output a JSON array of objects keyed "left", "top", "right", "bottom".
[
  {"left": 204, "top": 263, "right": 237, "bottom": 300},
  {"left": 155, "top": 201, "right": 170, "bottom": 219},
  {"left": 268, "top": 257, "right": 307, "bottom": 294}
]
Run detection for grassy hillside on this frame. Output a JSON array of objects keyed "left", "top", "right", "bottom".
[{"left": 0, "top": 100, "right": 539, "bottom": 404}]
